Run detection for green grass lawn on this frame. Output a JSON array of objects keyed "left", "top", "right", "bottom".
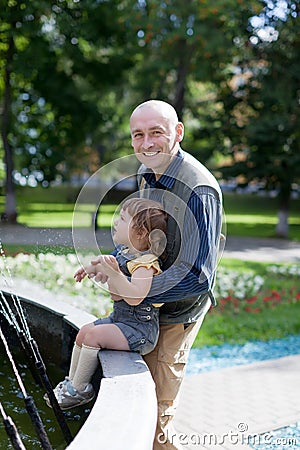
[
  {"left": 194, "top": 300, "right": 300, "bottom": 347},
  {"left": 223, "top": 193, "right": 300, "bottom": 240},
  {"left": 1, "top": 187, "right": 300, "bottom": 240},
  {"left": 15, "top": 203, "right": 115, "bottom": 228}
]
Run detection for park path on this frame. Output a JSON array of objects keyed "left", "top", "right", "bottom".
[
  {"left": 174, "top": 354, "right": 300, "bottom": 449},
  {"left": 1, "top": 224, "right": 300, "bottom": 262}
]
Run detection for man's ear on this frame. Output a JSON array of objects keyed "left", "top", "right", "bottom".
[{"left": 176, "top": 122, "right": 184, "bottom": 142}]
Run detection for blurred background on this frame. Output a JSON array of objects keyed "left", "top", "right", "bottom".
[
  {"left": 1, "top": 5, "right": 300, "bottom": 446},
  {"left": 0, "top": 0, "right": 299, "bottom": 240}
]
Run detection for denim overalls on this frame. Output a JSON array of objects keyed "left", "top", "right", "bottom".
[{"left": 94, "top": 245, "right": 160, "bottom": 355}]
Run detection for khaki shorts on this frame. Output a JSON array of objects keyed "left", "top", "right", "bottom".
[{"left": 143, "top": 297, "right": 211, "bottom": 450}]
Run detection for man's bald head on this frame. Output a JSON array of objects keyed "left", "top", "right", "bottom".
[
  {"left": 129, "top": 99, "right": 184, "bottom": 176},
  {"left": 130, "top": 100, "right": 179, "bottom": 127}
]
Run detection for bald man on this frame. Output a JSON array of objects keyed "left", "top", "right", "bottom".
[{"left": 129, "top": 100, "right": 223, "bottom": 450}]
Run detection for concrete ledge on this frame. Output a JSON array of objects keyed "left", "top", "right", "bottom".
[
  {"left": 67, "top": 350, "right": 157, "bottom": 450},
  {"left": 1, "top": 289, "right": 157, "bottom": 449}
]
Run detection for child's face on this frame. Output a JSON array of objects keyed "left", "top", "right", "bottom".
[{"left": 113, "top": 208, "right": 134, "bottom": 247}]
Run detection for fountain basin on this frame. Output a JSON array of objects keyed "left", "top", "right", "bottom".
[{"left": 0, "top": 290, "right": 157, "bottom": 450}]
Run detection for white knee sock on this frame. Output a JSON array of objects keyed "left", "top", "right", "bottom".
[
  {"left": 68, "top": 342, "right": 82, "bottom": 381},
  {"left": 72, "top": 344, "right": 99, "bottom": 391}
]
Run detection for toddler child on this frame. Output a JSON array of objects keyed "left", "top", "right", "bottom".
[{"left": 45, "top": 198, "right": 168, "bottom": 410}]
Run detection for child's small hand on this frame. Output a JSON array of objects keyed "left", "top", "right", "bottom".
[
  {"left": 74, "top": 263, "right": 98, "bottom": 282},
  {"left": 97, "top": 255, "right": 121, "bottom": 278},
  {"left": 90, "top": 257, "right": 109, "bottom": 283},
  {"left": 74, "top": 267, "right": 87, "bottom": 282}
]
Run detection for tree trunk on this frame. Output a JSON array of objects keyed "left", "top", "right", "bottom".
[
  {"left": 174, "top": 57, "right": 187, "bottom": 119},
  {"left": 173, "top": 39, "right": 190, "bottom": 119},
  {"left": 275, "top": 209, "right": 289, "bottom": 238},
  {"left": 275, "top": 188, "right": 291, "bottom": 239},
  {"left": 1, "top": 33, "right": 17, "bottom": 223}
]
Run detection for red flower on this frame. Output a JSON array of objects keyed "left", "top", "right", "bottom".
[
  {"left": 271, "top": 290, "right": 281, "bottom": 300},
  {"left": 219, "top": 298, "right": 228, "bottom": 307},
  {"left": 246, "top": 296, "right": 258, "bottom": 304}
]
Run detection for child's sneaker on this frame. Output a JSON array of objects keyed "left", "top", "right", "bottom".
[
  {"left": 45, "top": 379, "right": 95, "bottom": 410},
  {"left": 54, "top": 377, "right": 70, "bottom": 394},
  {"left": 43, "top": 377, "right": 70, "bottom": 403}
]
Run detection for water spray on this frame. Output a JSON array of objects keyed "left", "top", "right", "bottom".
[{"left": 0, "top": 243, "right": 73, "bottom": 445}]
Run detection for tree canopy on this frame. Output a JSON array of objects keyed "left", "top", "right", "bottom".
[
  {"left": 216, "top": 0, "right": 299, "bottom": 236},
  {"left": 0, "top": 0, "right": 299, "bottom": 237},
  {"left": 0, "top": 0, "right": 134, "bottom": 219}
]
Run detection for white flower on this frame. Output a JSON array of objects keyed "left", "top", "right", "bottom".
[
  {"left": 1, "top": 252, "right": 112, "bottom": 317},
  {"left": 267, "top": 264, "right": 300, "bottom": 277},
  {"left": 214, "top": 267, "right": 264, "bottom": 301}
]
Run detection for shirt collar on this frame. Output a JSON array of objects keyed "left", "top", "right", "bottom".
[{"left": 142, "top": 148, "right": 184, "bottom": 189}]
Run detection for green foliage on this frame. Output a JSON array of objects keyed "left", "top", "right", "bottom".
[
  {"left": 217, "top": 2, "right": 300, "bottom": 210},
  {"left": 126, "top": 0, "right": 262, "bottom": 116},
  {"left": 1, "top": 0, "right": 299, "bottom": 236},
  {"left": 0, "top": 0, "right": 135, "bottom": 187}
]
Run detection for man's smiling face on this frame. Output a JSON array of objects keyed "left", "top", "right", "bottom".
[{"left": 130, "top": 102, "right": 184, "bottom": 176}]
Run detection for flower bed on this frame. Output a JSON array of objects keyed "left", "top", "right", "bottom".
[
  {"left": 1, "top": 253, "right": 300, "bottom": 319},
  {"left": 0, "top": 252, "right": 112, "bottom": 317},
  {"left": 213, "top": 264, "right": 300, "bottom": 314}
]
